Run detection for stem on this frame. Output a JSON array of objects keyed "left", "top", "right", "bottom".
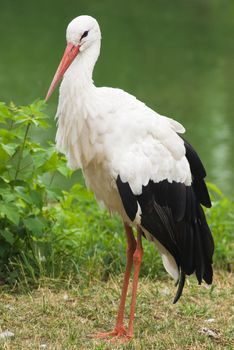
[
  {"left": 15, "top": 122, "right": 31, "bottom": 180},
  {"left": 18, "top": 162, "right": 33, "bottom": 173},
  {"left": 9, "top": 119, "right": 14, "bottom": 131},
  {"left": 49, "top": 172, "right": 56, "bottom": 187},
  {"left": 44, "top": 172, "right": 56, "bottom": 205}
]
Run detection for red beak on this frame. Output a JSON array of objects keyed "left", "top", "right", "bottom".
[{"left": 45, "top": 43, "right": 80, "bottom": 101}]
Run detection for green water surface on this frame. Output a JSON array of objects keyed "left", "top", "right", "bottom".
[{"left": 0, "top": 0, "right": 233, "bottom": 195}]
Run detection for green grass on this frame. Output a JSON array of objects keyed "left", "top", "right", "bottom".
[{"left": 0, "top": 271, "right": 233, "bottom": 349}]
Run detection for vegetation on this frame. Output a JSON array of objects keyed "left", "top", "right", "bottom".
[
  {"left": 0, "top": 100, "right": 71, "bottom": 283},
  {"left": 0, "top": 101, "right": 233, "bottom": 286},
  {"left": 0, "top": 101, "right": 233, "bottom": 348}
]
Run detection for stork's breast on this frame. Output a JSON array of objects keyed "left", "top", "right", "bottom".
[{"left": 83, "top": 161, "right": 128, "bottom": 220}]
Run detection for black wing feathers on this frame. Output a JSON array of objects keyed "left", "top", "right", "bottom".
[
  {"left": 116, "top": 139, "right": 214, "bottom": 303},
  {"left": 182, "top": 138, "right": 206, "bottom": 178},
  {"left": 183, "top": 138, "right": 211, "bottom": 208},
  {"left": 116, "top": 175, "right": 138, "bottom": 222}
]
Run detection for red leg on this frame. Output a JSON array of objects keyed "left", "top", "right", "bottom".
[
  {"left": 90, "top": 223, "right": 136, "bottom": 339},
  {"left": 115, "top": 223, "right": 136, "bottom": 331},
  {"left": 109, "top": 227, "right": 143, "bottom": 343},
  {"left": 126, "top": 227, "right": 143, "bottom": 339}
]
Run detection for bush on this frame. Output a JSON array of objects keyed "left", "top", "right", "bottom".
[
  {"left": 206, "top": 183, "right": 234, "bottom": 271},
  {"left": 0, "top": 100, "right": 71, "bottom": 282}
]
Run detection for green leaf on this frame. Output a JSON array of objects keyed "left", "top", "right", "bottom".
[
  {"left": 0, "top": 177, "right": 9, "bottom": 189},
  {"left": 41, "top": 152, "right": 58, "bottom": 172},
  {"left": 30, "top": 190, "right": 43, "bottom": 209},
  {"left": 46, "top": 188, "right": 63, "bottom": 201},
  {"left": 32, "top": 149, "right": 48, "bottom": 167},
  {"left": 0, "top": 145, "right": 10, "bottom": 165},
  {"left": 24, "top": 217, "right": 46, "bottom": 235},
  {"left": 14, "top": 115, "right": 31, "bottom": 125},
  {"left": 9, "top": 180, "right": 29, "bottom": 188},
  {"left": 0, "top": 188, "right": 15, "bottom": 202},
  {"left": 0, "top": 202, "right": 20, "bottom": 225},
  {"left": 30, "top": 99, "right": 47, "bottom": 111},
  {"left": 36, "top": 119, "right": 50, "bottom": 128},
  {"left": 57, "top": 164, "right": 73, "bottom": 177},
  {"left": 207, "top": 182, "right": 223, "bottom": 197},
  {"left": 1, "top": 143, "right": 19, "bottom": 156},
  {"left": 0, "top": 128, "right": 17, "bottom": 141},
  {"left": 0, "top": 102, "right": 12, "bottom": 122},
  {"left": 14, "top": 187, "right": 33, "bottom": 205},
  {"left": 0, "top": 229, "right": 14, "bottom": 245}
]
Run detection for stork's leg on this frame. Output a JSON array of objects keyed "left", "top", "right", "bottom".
[
  {"left": 90, "top": 223, "right": 136, "bottom": 339},
  {"left": 114, "top": 223, "right": 137, "bottom": 333},
  {"left": 125, "top": 227, "right": 143, "bottom": 339},
  {"left": 109, "top": 227, "right": 143, "bottom": 343}
]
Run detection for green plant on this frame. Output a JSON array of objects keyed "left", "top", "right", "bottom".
[
  {"left": 206, "top": 183, "right": 234, "bottom": 271},
  {"left": 0, "top": 100, "right": 71, "bottom": 281}
]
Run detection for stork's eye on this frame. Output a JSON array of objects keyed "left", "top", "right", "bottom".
[{"left": 81, "top": 31, "right": 89, "bottom": 40}]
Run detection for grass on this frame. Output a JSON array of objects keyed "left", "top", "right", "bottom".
[{"left": 0, "top": 271, "right": 233, "bottom": 349}]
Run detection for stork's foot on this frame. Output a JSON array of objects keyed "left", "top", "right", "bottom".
[
  {"left": 110, "top": 333, "right": 133, "bottom": 343},
  {"left": 90, "top": 325, "right": 127, "bottom": 339}
]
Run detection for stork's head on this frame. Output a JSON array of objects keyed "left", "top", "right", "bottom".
[
  {"left": 66, "top": 15, "right": 101, "bottom": 51},
  {"left": 46, "top": 15, "right": 101, "bottom": 101}
]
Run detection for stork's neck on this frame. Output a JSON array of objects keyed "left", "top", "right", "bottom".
[{"left": 63, "top": 41, "right": 100, "bottom": 91}]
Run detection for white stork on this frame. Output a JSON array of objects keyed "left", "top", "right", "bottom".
[{"left": 45, "top": 15, "right": 214, "bottom": 341}]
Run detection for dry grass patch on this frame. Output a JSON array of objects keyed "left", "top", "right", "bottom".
[{"left": 0, "top": 271, "right": 233, "bottom": 349}]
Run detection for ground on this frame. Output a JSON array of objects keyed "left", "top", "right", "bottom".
[{"left": 0, "top": 271, "right": 233, "bottom": 349}]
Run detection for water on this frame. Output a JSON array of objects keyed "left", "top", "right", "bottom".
[{"left": 0, "top": 0, "right": 233, "bottom": 196}]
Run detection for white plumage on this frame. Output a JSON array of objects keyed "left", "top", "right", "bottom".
[
  {"left": 54, "top": 16, "right": 191, "bottom": 279},
  {"left": 46, "top": 15, "right": 214, "bottom": 340},
  {"left": 55, "top": 19, "right": 190, "bottom": 200}
]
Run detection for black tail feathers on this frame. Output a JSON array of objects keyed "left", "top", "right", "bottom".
[
  {"left": 173, "top": 203, "right": 214, "bottom": 303},
  {"left": 173, "top": 271, "right": 186, "bottom": 304},
  {"left": 196, "top": 204, "right": 214, "bottom": 285}
]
